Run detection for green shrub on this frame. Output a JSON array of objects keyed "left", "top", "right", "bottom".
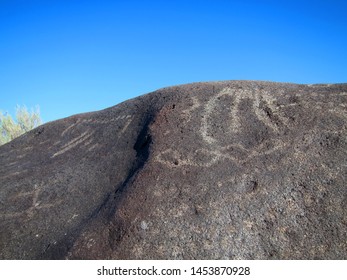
[{"left": 0, "top": 105, "right": 42, "bottom": 145}]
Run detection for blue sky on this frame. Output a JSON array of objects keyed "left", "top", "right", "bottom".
[{"left": 1, "top": 0, "right": 346, "bottom": 122}]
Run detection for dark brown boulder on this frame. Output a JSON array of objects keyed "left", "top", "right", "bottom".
[{"left": 1, "top": 81, "right": 346, "bottom": 259}]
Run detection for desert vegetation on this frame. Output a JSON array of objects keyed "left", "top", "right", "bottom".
[{"left": 0, "top": 105, "right": 42, "bottom": 145}]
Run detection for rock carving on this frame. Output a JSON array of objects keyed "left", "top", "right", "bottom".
[{"left": 0, "top": 81, "right": 346, "bottom": 259}]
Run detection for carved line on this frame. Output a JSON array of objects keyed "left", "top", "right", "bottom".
[
  {"left": 201, "top": 88, "right": 241, "bottom": 144},
  {"left": 52, "top": 130, "right": 93, "bottom": 158},
  {"left": 253, "top": 92, "right": 280, "bottom": 132},
  {"left": 87, "top": 114, "right": 133, "bottom": 124},
  {"left": 155, "top": 148, "right": 224, "bottom": 168},
  {"left": 181, "top": 96, "right": 201, "bottom": 122},
  {"left": 61, "top": 118, "right": 82, "bottom": 136},
  {"left": 0, "top": 183, "right": 63, "bottom": 220},
  {"left": 87, "top": 143, "right": 100, "bottom": 152},
  {"left": 117, "top": 117, "right": 134, "bottom": 139}
]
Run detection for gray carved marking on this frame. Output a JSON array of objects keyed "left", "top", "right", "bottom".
[
  {"left": 0, "top": 183, "right": 62, "bottom": 220},
  {"left": 0, "top": 81, "right": 346, "bottom": 259},
  {"left": 156, "top": 87, "right": 296, "bottom": 169}
]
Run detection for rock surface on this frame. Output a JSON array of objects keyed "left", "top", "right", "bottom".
[{"left": 0, "top": 81, "right": 346, "bottom": 259}]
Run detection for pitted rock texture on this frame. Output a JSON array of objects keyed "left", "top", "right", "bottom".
[{"left": 0, "top": 81, "right": 346, "bottom": 259}]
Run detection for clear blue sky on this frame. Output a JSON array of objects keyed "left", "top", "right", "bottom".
[{"left": 1, "top": 0, "right": 346, "bottom": 122}]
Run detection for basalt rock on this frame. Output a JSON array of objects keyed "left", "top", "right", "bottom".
[{"left": 1, "top": 81, "right": 346, "bottom": 259}]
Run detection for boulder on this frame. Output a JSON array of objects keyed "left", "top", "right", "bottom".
[{"left": 0, "top": 81, "right": 346, "bottom": 259}]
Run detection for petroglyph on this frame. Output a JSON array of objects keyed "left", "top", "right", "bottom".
[
  {"left": 155, "top": 148, "right": 221, "bottom": 168},
  {"left": 52, "top": 130, "right": 94, "bottom": 158},
  {"left": 87, "top": 143, "right": 100, "bottom": 152},
  {"left": 61, "top": 119, "right": 81, "bottom": 136},
  {"left": 182, "top": 96, "right": 201, "bottom": 122},
  {"left": 60, "top": 115, "right": 133, "bottom": 138},
  {"left": 67, "top": 214, "right": 79, "bottom": 223},
  {"left": 117, "top": 116, "right": 134, "bottom": 139},
  {"left": 83, "top": 137, "right": 94, "bottom": 147},
  {"left": 84, "top": 114, "right": 133, "bottom": 125},
  {"left": 155, "top": 139, "right": 289, "bottom": 169},
  {"left": 0, "top": 183, "right": 62, "bottom": 220},
  {"left": 199, "top": 87, "right": 295, "bottom": 162},
  {"left": 1, "top": 81, "right": 346, "bottom": 260},
  {"left": 52, "top": 114, "right": 135, "bottom": 158},
  {"left": 156, "top": 86, "right": 343, "bottom": 170},
  {"left": 202, "top": 87, "right": 291, "bottom": 144},
  {"left": 253, "top": 91, "right": 284, "bottom": 132},
  {"left": 155, "top": 87, "right": 293, "bottom": 169},
  {"left": 23, "top": 146, "right": 34, "bottom": 152}
]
